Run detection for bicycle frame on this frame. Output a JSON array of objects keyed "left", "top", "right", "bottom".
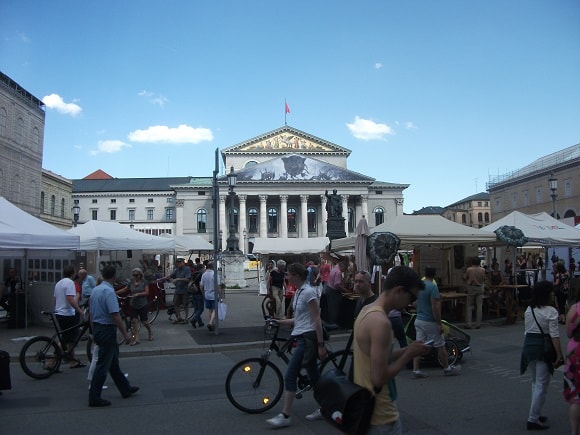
[{"left": 44, "top": 311, "right": 91, "bottom": 354}]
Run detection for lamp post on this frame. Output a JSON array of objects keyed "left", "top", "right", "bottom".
[
  {"left": 72, "top": 205, "right": 80, "bottom": 227},
  {"left": 226, "top": 166, "right": 239, "bottom": 252},
  {"left": 548, "top": 171, "right": 558, "bottom": 218},
  {"left": 243, "top": 228, "right": 247, "bottom": 254}
]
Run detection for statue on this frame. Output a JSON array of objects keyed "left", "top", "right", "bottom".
[{"left": 325, "top": 189, "right": 342, "bottom": 218}]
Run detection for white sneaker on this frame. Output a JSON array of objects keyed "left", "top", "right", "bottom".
[
  {"left": 88, "top": 385, "right": 108, "bottom": 390},
  {"left": 413, "top": 370, "right": 428, "bottom": 379},
  {"left": 266, "top": 413, "right": 291, "bottom": 428},
  {"left": 443, "top": 364, "right": 462, "bottom": 376},
  {"left": 305, "top": 408, "right": 322, "bottom": 421}
]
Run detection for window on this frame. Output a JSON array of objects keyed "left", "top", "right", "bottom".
[
  {"left": 129, "top": 198, "right": 135, "bottom": 203},
  {"left": 477, "top": 202, "right": 482, "bottom": 207},
  {"left": 198, "top": 191, "right": 206, "bottom": 196},
  {"left": 50, "top": 195, "right": 56, "bottom": 216},
  {"left": 348, "top": 207, "right": 355, "bottom": 233},
  {"left": 0, "top": 107, "right": 7, "bottom": 137},
  {"left": 374, "top": 207, "right": 384, "bottom": 226},
  {"left": 148, "top": 198, "right": 154, "bottom": 203},
  {"left": 248, "top": 207, "right": 258, "bottom": 232},
  {"left": 307, "top": 207, "right": 317, "bottom": 232},
  {"left": 511, "top": 193, "right": 517, "bottom": 209},
  {"left": 461, "top": 214, "right": 467, "bottom": 224},
  {"left": 111, "top": 198, "right": 116, "bottom": 203},
  {"left": 92, "top": 210, "right": 98, "bottom": 220},
  {"left": 110, "top": 209, "right": 117, "bottom": 221},
  {"left": 165, "top": 208, "right": 174, "bottom": 220},
  {"left": 267, "top": 208, "right": 278, "bottom": 233},
  {"left": 197, "top": 208, "right": 207, "bottom": 233},
  {"left": 147, "top": 209, "right": 154, "bottom": 220},
  {"left": 375, "top": 191, "right": 383, "bottom": 195},
  {"left": 92, "top": 199, "right": 97, "bottom": 204},
  {"left": 167, "top": 197, "right": 173, "bottom": 203},
  {"left": 61, "top": 198, "right": 65, "bottom": 218},
  {"left": 523, "top": 192, "right": 529, "bottom": 206},
  {"left": 16, "top": 117, "right": 24, "bottom": 144},
  {"left": 128, "top": 209, "right": 135, "bottom": 221},
  {"left": 40, "top": 191, "right": 45, "bottom": 212},
  {"left": 565, "top": 180, "right": 572, "bottom": 197},
  {"left": 477, "top": 212, "right": 483, "bottom": 223},
  {"left": 287, "top": 207, "right": 297, "bottom": 233},
  {"left": 484, "top": 212, "right": 490, "bottom": 223},
  {"left": 536, "top": 188, "right": 542, "bottom": 204},
  {"left": 484, "top": 202, "right": 489, "bottom": 207},
  {"left": 244, "top": 160, "right": 259, "bottom": 168}
]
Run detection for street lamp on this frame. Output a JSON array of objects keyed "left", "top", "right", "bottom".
[
  {"left": 548, "top": 171, "right": 558, "bottom": 218},
  {"left": 72, "top": 204, "right": 80, "bottom": 227},
  {"left": 226, "top": 166, "right": 239, "bottom": 251},
  {"left": 243, "top": 228, "right": 247, "bottom": 254}
]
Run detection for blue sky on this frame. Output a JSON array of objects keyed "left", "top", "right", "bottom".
[{"left": 1, "top": 0, "right": 578, "bottom": 214}]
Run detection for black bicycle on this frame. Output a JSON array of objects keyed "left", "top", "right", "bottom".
[
  {"left": 225, "top": 319, "right": 352, "bottom": 414},
  {"left": 19, "top": 311, "right": 93, "bottom": 379}
]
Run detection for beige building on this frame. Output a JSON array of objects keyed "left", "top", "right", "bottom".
[
  {"left": 442, "top": 192, "right": 491, "bottom": 228},
  {"left": 40, "top": 169, "right": 74, "bottom": 229},
  {"left": 487, "top": 144, "right": 580, "bottom": 221}
]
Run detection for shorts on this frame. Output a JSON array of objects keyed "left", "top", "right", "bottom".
[
  {"left": 414, "top": 318, "right": 445, "bottom": 348},
  {"left": 55, "top": 314, "right": 79, "bottom": 345},
  {"left": 130, "top": 305, "right": 149, "bottom": 322},
  {"left": 205, "top": 299, "right": 215, "bottom": 310}
]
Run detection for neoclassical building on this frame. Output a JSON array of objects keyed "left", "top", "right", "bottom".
[{"left": 73, "top": 126, "right": 409, "bottom": 253}]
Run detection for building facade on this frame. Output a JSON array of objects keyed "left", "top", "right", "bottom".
[
  {"left": 40, "top": 169, "right": 74, "bottom": 229},
  {"left": 487, "top": 144, "right": 580, "bottom": 222},
  {"left": 0, "top": 71, "right": 45, "bottom": 216},
  {"left": 442, "top": 192, "right": 491, "bottom": 228}
]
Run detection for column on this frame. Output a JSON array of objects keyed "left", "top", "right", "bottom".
[
  {"left": 300, "top": 194, "right": 309, "bottom": 238},
  {"left": 175, "top": 199, "right": 184, "bottom": 235},
  {"left": 238, "top": 194, "right": 247, "bottom": 239},
  {"left": 341, "top": 194, "right": 349, "bottom": 234},
  {"left": 395, "top": 198, "right": 404, "bottom": 217},
  {"left": 361, "top": 194, "right": 368, "bottom": 220},
  {"left": 280, "top": 195, "right": 288, "bottom": 238},
  {"left": 219, "top": 195, "right": 227, "bottom": 250},
  {"left": 259, "top": 195, "right": 268, "bottom": 238},
  {"left": 320, "top": 194, "right": 328, "bottom": 237}
]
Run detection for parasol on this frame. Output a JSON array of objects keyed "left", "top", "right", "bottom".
[
  {"left": 355, "top": 217, "right": 370, "bottom": 272},
  {"left": 367, "top": 232, "right": 401, "bottom": 268},
  {"left": 493, "top": 225, "right": 529, "bottom": 247}
]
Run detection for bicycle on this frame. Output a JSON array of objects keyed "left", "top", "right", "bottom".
[
  {"left": 19, "top": 311, "right": 93, "bottom": 379},
  {"left": 116, "top": 295, "right": 141, "bottom": 345},
  {"left": 148, "top": 281, "right": 194, "bottom": 324},
  {"left": 225, "top": 319, "right": 350, "bottom": 414}
]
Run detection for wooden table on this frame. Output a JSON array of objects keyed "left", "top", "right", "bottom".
[
  {"left": 440, "top": 291, "right": 468, "bottom": 322},
  {"left": 490, "top": 284, "right": 530, "bottom": 324}
]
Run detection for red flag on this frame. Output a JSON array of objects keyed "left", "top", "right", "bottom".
[{"left": 285, "top": 101, "right": 291, "bottom": 114}]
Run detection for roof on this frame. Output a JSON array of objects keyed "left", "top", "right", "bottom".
[
  {"left": 252, "top": 237, "right": 329, "bottom": 255},
  {"left": 412, "top": 206, "right": 445, "bottom": 215},
  {"left": 83, "top": 169, "right": 113, "bottom": 180},
  {"left": 73, "top": 177, "right": 192, "bottom": 193},
  {"left": 446, "top": 192, "right": 490, "bottom": 208}
]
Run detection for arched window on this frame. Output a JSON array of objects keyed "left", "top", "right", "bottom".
[
  {"left": 287, "top": 207, "right": 297, "bottom": 233},
  {"left": 307, "top": 207, "right": 317, "bottom": 232},
  {"left": 197, "top": 208, "right": 207, "bottom": 233},
  {"left": 484, "top": 212, "right": 490, "bottom": 223},
  {"left": 348, "top": 207, "right": 355, "bottom": 233},
  {"left": 248, "top": 207, "right": 258, "bottom": 233},
  {"left": 461, "top": 214, "right": 467, "bottom": 224},
  {"left": 374, "top": 207, "right": 384, "bottom": 226},
  {"left": 16, "top": 117, "right": 25, "bottom": 144},
  {"left": 40, "top": 191, "right": 45, "bottom": 213},
  {"left": 244, "top": 160, "right": 258, "bottom": 168},
  {"left": 267, "top": 207, "right": 278, "bottom": 233},
  {"left": 61, "top": 198, "right": 66, "bottom": 218},
  {"left": 50, "top": 195, "right": 56, "bottom": 216},
  {"left": 0, "top": 108, "right": 7, "bottom": 137},
  {"left": 477, "top": 212, "right": 483, "bottom": 223},
  {"left": 32, "top": 127, "right": 40, "bottom": 152}
]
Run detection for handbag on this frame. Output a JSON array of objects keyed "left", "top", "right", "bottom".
[
  {"left": 531, "top": 308, "right": 557, "bottom": 364},
  {"left": 314, "top": 368, "right": 375, "bottom": 435},
  {"left": 218, "top": 300, "right": 227, "bottom": 321}
]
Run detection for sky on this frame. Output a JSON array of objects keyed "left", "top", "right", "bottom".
[{"left": 1, "top": 1, "right": 578, "bottom": 214}]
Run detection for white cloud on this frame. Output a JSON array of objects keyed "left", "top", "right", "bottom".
[
  {"left": 42, "top": 94, "right": 82, "bottom": 116},
  {"left": 404, "top": 121, "right": 417, "bottom": 130},
  {"left": 138, "top": 89, "right": 168, "bottom": 108},
  {"left": 374, "top": 63, "right": 383, "bottom": 69},
  {"left": 128, "top": 124, "right": 214, "bottom": 144},
  {"left": 89, "top": 140, "right": 131, "bottom": 155},
  {"left": 346, "top": 116, "right": 394, "bottom": 141}
]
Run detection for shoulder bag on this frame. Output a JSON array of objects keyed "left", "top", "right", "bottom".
[{"left": 531, "top": 308, "right": 557, "bottom": 364}]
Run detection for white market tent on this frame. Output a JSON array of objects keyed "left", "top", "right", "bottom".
[
  {"left": 481, "top": 211, "right": 580, "bottom": 247},
  {"left": 331, "top": 215, "right": 498, "bottom": 251},
  {"left": 68, "top": 220, "right": 174, "bottom": 251},
  {"left": 252, "top": 237, "right": 330, "bottom": 255},
  {"left": 159, "top": 233, "right": 214, "bottom": 252}
]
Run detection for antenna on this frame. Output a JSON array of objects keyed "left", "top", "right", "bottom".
[{"left": 474, "top": 177, "right": 478, "bottom": 192}]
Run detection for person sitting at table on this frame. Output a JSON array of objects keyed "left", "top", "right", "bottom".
[{"left": 463, "top": 256, "right": 486, "bottom": 329}]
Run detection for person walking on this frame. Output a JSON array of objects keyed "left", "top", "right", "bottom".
[
  {"left": 463, "top": 256, "right": 486, "bottom": 329},
  {"left": 554, "top": 262, "right": 570, "bottom": 324},
  {"left": 88, "top": 265, "right": 139, "bottom": 407},
  {"left": 266, "top": 263, "right": 327, "bottom": 428},
  {"left": 564, "top": 287, "right": 580, "bottom": 435},
  {"left": 158, "top": 258, "right": 191, "bottom": 324},
  {"left": 520, "top": 281, "right": 564, "bottom": 430},
  {"left": 189, "top": 263, "right": 206, "bottom": 328},
  {"left": 116, "top": 268, "right": 153, "bottom": 344},
  {"left": 412, "top": 267, "right": 461, "bottom": 378},
  {"left": 200, "top": 262, "right": 220, "bottom": 331},
  {"left": 267, "top": 260, "right": 286, "bottom": 319}
]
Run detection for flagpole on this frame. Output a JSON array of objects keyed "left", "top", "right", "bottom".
[{"left": 284, "top": 99, "right": 287, "bottom": 126}]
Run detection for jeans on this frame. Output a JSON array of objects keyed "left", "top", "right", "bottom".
[
  {"left": 89, "top": 324, "right": 131, "bottom": 402},
  {"left": 466, "top": 285, "right": 484, "bottom": 327},
  {"left": 190, "top": 293, "right": 204, "bottom": 326},
  {"left": 527, "top": 359, "right": 551, "bottom": 423},
  {"left": 284, "top": 336, "right": 319, "bottom": 392}
]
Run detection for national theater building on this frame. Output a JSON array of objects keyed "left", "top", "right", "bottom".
[{"left": 73, "top": 126, "right": 409, "bottom": 252}]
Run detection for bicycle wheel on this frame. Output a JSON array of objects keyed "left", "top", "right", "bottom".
[
  {"left": 19, "top": 336, "right": 62, "bottom": 379},
  {"left": 117, "top": 321, "right": 141, "bottom": 345},
  {"left": 438, "top": 340, "right": 459, "bottom": 368},
  {"left": 320, "top": 349, "right": 353, "bottom": 377},
  {"left": 148, "top": 298, "right": 160, "bottom": 324},
  {"left": 225, "top": 358, "right": 283, "bottom": 414}
]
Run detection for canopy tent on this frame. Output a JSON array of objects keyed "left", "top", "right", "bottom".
[
  {"left": 331, "top": 215, "right": 497, "bottom": 251},
  {"left": 252, "top": 237, "right": 330, "bottom": 255},
  {"left": 159, "top": 233, "right": 214, "bottom": 252},
  {"left": 0, "top": 197, "right": 80, "bottom": 252},
  {"left": 481, "top": 211, "right": 580, "bottom": 247},
  {"left": 68, "top": 220, "right": 174, "bottom": 251}
]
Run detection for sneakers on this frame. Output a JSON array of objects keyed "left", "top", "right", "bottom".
[
  {"left": 443, "top": 364, "right": 462, "bottom": 376},
  {"left": 266, "top": 413, "right": 291, "bottom": 428},
  {"left": 305, "top": 408, "right": 323, "bottom": 421},
  {"left": 413, "top": 370, "right": 428, "bottom": 379}
]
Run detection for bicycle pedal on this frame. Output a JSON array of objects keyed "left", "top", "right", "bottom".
[{"left": 295, "top": 392, "right": 303, "bottom": 399}]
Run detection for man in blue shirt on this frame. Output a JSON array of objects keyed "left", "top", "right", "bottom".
[
  {"left": 158, "top": 258, "right": 191, "bottom": 324},
  {"left": 88, "top": 265, "right": 139, "bottom": 407},
  {"left": 412, "top": 267, "right": 461, "bottom": 378}
]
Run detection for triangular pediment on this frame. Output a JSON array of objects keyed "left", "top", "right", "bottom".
[
  {"left": 231, "top": 154, "right": 374, "bottom": 183},
  {"left": 222, "top": 126, "right": 351, "bottom": 155}
]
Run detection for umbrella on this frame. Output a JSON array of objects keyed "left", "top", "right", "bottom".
[
  {"left": 367, "top": 232, "right": 401, "bottom": 268},
  {"left": 355, "top": 217, "right": 370, "bottom": 272},
  {"left": 493, "top": 225, "right": 529, "bottom": 247}
]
